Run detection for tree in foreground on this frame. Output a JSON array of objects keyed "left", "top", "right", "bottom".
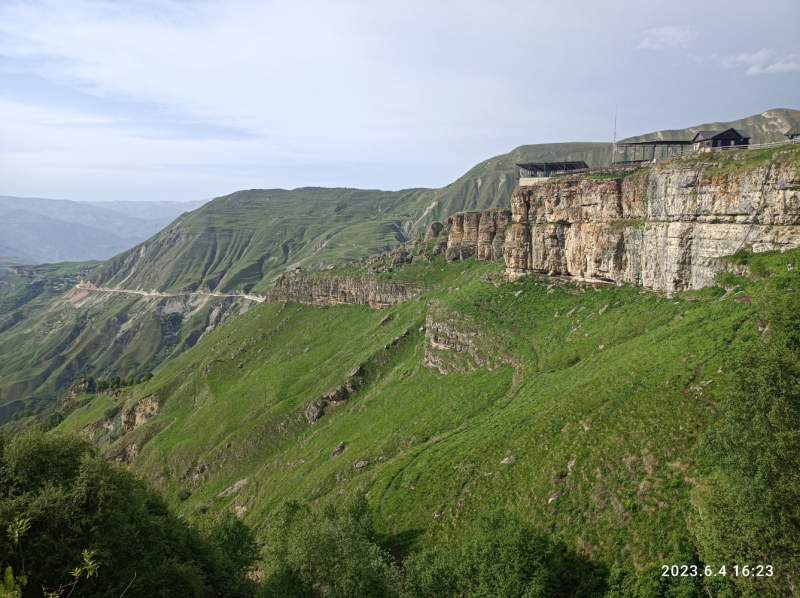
[
  {"left": 262, "top": 495, "right": 401, "bottom": 598},
  {"left": 403, "top": 511, "right": 558, "bottom": 598},
  {"left": 0, "top": 430, "right": 258, "bottom": 598}
]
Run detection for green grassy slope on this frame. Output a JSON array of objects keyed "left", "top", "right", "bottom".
[
  {"left": 88, "top": 187, "right": 432, "bottom": 294},
  {"left": 6, "top": 109, "right": 797, "bottom": 423},
  {"left": 50, "top": 247, "right": 785, "bottom": 576},
  {"left": 0, "top": 283, "right": 252, "bottom": 418}
]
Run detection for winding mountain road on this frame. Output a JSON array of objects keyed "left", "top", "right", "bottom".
[{"left": 75, "top": 283, "right": 265, "bottom": 302}]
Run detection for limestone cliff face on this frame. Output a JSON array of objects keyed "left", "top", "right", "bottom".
[
  {"left": 266, "top": 272, "right": 427, "bottom": 309},
  {"left": 503, "top": 159, "right": 800, "bottom": 294},
  {"left": 445, "top": 209, "right": 511, "bottom": 262}
]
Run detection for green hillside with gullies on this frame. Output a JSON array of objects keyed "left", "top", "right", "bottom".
[
  {"left": 0, "top": 108, "right": 798, "bottom": 413},
  {"left": 2, "top": 109, "right": 800, "bottom": 596},
  {"left": 21, "top": 240, "right": 800, "bottom": 597}
]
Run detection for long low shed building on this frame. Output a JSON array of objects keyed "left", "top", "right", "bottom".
[{"left": 517, "top": 161, "right": 589, "bottom": 185}]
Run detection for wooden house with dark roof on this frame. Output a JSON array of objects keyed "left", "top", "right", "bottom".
[
  {"left": 785, "top": 123, "right": 800, "bottom": 141},
  {"left": 691, "top": 128, "right": 751, "bottom": 151}
]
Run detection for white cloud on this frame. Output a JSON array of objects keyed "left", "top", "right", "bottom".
[
  {"left": 0, "top": 0, "right": 509, "bottom": 165},
  {"left": 0, "top": 0, "right": 797, "bottom": 201},
  {"left": 720, "top": 49, "right": 800, "bottom": 75},
  {"left": 42, "top": 116, "right": 123, "bottom": 125},
  {"left": 638, "top": 26, "right": 697, "bottom": 50}
]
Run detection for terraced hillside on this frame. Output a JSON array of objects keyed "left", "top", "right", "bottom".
[{"left": 38, "top": 242, "right": 800, "bottom": 594}]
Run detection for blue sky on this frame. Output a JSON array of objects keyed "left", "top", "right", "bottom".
[{"left": 0, "top": 0, "right": 798, "bottom": 202}]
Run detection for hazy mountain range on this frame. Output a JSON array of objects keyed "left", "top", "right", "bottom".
[{"left": 0, "top": 197, "right": 209, "bottom": 263}]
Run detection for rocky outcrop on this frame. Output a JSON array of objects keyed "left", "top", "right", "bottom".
[
  {"left": 267, "top": 273, "right": 427, "bottom": 309},
  {"left": 504, "top": 157, "right": 800, "bottom": 294},
  {"left": 423, "top": 305, "right": 516, "bottom": 374},
  {"left": 424, "top": 221, "right": 444, "bottom": 241},
  {"left": 445, "top": 209, "right": 511, "bottom": 262},
  {"left": 114, "top": 443, "right": 140, "bottom": 463},
  {"left": 61, "top": 377, "right": 96, "bottom": 402},
  {"left": 305, "top": 365, "right": 366, "bottom": 423},
  {"left": 509, "top": 162, "right": 800, "bottom": 226},
  {"left": 218, "top": 478, "right": 248, "bottom": 498},
  {"left": 80, "top": 417, "right": 115, "bottom": 440},
  {"left": 424, "top": 313, "right": 486, "bottom": 374},
  {"left": 122, "top": 394, "right": 160, "bottom": 432}
]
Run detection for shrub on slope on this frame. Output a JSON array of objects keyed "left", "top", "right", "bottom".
[
  {"left": 0, "top": 430, "right": 258, "bottom": 598},
  {"left": 696, "top": 290, "right": 800, "bottom": 597}
]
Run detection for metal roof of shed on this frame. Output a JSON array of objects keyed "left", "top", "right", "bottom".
[
  {"left": 690, "top": 128, "right": 751, "bottom": 142},
  {"left": 516, "top": 161, "right": 589, "bottom": 173}
]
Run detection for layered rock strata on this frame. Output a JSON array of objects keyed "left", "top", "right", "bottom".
[
  {"left": 423, "top": 306, "right": 515, "bottom": 375},
  {"left": 445, "top": 209, "right": 511, "bottom": 262},
  {"left": 423, "top": 313, "right": 487, "bottom": 375},
  {"left": 266, "top": 272, "right": 427, "bottom": 309},
  {"left": 503, "top": 159, "right": 800, "bottom": 294}
]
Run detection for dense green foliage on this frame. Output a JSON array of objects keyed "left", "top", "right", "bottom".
[
  {"left": 263, "top": 498, "right": 608, "bottom": 598},
  {"left": 262, "top": 495, "right": 400, "bottom": 598},
  {"left": 404, "top": 511, "right": 571, "bottom": 598},
  {"left": 96, "top": 372, "right": 153, "bottom": 393},
  {"left": 695, "top": 286, "right": 800, "bottom": 596},
  {"left": 0, "top": 431, "right": 258, "bottom": 598}
]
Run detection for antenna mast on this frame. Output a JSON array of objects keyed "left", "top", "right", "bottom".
[{"left": 612, "top": 105, "right": 618, "bottom": 164}]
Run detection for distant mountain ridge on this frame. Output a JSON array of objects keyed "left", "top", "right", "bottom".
[
  {"left": 0, "top": 196, "right": 209, "bottom": 263},
  {"left": 621, "top": 108, "right": 799, "bottom": 144},
  {"left": 88, "top": 108, "right": 800, "bottom": 295}
]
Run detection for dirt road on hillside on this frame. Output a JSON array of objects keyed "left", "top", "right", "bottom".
[{"left": 75, "top": 284, "right": 264, "bottom": 302}]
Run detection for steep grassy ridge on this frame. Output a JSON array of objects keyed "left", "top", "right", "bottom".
[
  {"left": 0, "top": 285, "right": 252, "bottom": 417},
  {"left": 88, "top": 187, "right": 432, "bottom": 294},
  {"left": 51, "top": 250, "right": 772, "bottom": 577},
  {"left": 86, "top": 144, "right": 611, "bottom": 296}
]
